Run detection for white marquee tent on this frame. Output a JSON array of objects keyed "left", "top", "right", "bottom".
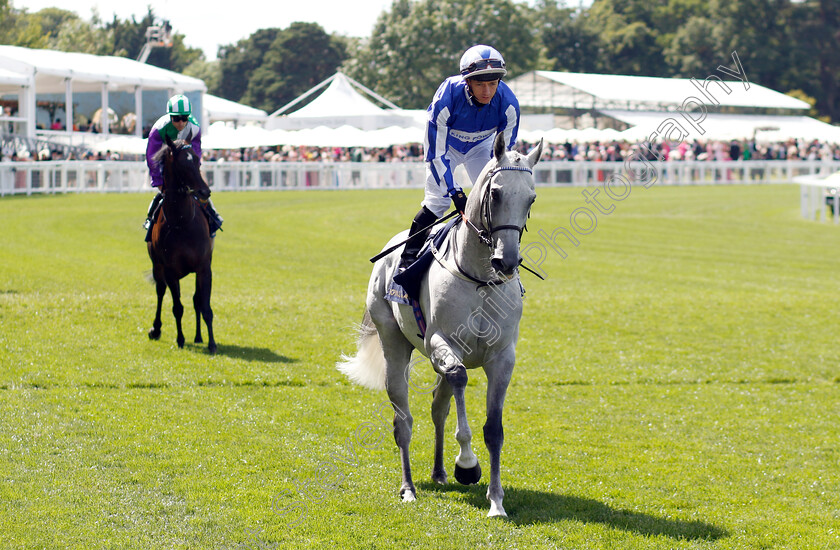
[
  {"left": 266, "top": 72, "right": 424, "bottom": 131},
  {"left": 508, "top": 70, "right": 811, "bottom": 113},
  {"left": 203, "top": 94, "right": 268, "bottom": 126},
  {"left": 508, "top": 70, "right": 840, "bottom": 144},
  {"left": 0, "top": 45, "right": 206, "bottom": 142}
]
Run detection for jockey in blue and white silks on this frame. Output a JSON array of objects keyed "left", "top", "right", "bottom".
[
  {"left": 399, "top": 45, "right": 520, "bottom": 270},
  {"left": 424, "top": 75, "right": 520, "bottom": 214}
]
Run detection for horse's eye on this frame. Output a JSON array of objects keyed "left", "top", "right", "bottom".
[{"left": 491, "top": 188, "right": 501, "bottom": 201}]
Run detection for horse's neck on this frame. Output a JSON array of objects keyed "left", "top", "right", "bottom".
[
  {"left": 163, "top": 190, "right": 194, "bottom": 221},
  {"left": 451, "top": 217, "right": 490, "bottom": 274}
]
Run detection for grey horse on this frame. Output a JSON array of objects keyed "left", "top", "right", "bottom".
[{"left": 338, "top": 133, "right": 543, "bottom": 517}]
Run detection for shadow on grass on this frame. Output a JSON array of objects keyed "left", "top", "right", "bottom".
[
  {"left": 416, "top": 481, "right": 727, "bottom": 540},
  {"left": 186, "top": 343, "right": 297, "bottom": 363}
]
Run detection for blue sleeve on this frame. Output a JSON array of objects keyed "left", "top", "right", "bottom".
[
  {"left": 498, "top": 83, "right": 520, "bottom": 149},
  {"left": 424, "top": 81, "right": 457, "bottom": 194}
]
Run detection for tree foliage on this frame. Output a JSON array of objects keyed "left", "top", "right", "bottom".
[
  {"left": 344, "top": 0, "right": 542, "bottom": 109},
  {"left": 215, "top": 23, "right": 346, "bottom": 113},
  {"left": 1, "top": 4, "right": 201, "bottom": 72},
  {"left": 1, "top": 0, "right": 839, "bottom": 122}
]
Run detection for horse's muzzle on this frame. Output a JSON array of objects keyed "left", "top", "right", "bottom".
[{"left": 491, "top": 256, "right": 519, "bottom": 277}]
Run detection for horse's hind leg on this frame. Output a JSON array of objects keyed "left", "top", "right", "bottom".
[
  {"left": 430, "top": 376, "right": 453, "bottom": 484},
  {"left": 376, "top": 323, "right": 415, "bottom": 501},
  {"left": 195, "top": 267, "right": 215, "bottom": 354},
  {"left": 193, "top": 277, "right": 203, "bottom": 345}
]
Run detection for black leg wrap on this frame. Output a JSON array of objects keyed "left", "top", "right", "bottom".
[{"left": 454, "top": 463, "right": 482, "bottom": 485}]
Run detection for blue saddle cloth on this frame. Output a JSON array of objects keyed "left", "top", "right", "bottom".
[{"left": 391, "top": 217, "right": 459, "bottom": 303}]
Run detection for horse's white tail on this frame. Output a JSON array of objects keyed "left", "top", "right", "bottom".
[{"left": 336, "top": 309, "right": 386, "bottom": 391}]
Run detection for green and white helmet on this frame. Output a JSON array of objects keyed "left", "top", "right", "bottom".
[{"left": 166, "top": 94, "right": 192, "bottom": 116}]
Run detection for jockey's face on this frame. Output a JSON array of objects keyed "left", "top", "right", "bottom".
[
  {"left": 170, "top": 115, "right": 188, "bottom": 131},
  {"left": 467, "top": 78, "right": 500, "bottom": 105}
]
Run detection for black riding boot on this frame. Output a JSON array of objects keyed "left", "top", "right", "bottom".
[
  {"left": 399, "top": 206, "right": 438, "bottom": 270},
  {"left": 143, "top": 192, "right": 163, "bottom": 242},
  {"left": 200, "top": 198, "right": 224, "bottom": 238}
]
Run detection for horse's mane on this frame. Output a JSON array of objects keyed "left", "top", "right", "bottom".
[{"left": 152, "top": 139, "right": 189, "bottom": 165}]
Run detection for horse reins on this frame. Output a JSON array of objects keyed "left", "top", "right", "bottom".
[
  {"left": 440, "top": 164, "right": 544, "bottom": 285},
  {"left": 464, "top": 164, "right": 533, "bottom": 247}
]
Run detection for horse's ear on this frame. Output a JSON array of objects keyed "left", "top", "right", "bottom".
[
  {"left": 494, "top": 132, "right": 506, "bottom": 162},
  {"left": 527, "top": 138, "right": 544, "bottom": 167},
  {"left": 185, "top": 129, "right": 193, "bottom": 144},
  {"left": 165, "top": 135, "right": 175, "bottom": 150}
]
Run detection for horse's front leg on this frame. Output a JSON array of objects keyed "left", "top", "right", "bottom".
[
  {"left": 197, "top": 267, "right": 216, "bottom": 354},
  {"left": 428, "top": 333, "right": 481, "bottom": 486},
  {"left": 193, "top": 275, "right": 203, "bottom": 345},
  {"left": 430, "top": 375, "right": 453, "bottom": 484},
  {"left": 148, "top": 264, "right": 165, "bottom": 341},
  {"left": 166, "top": 272, "right": 185, "bottom": 348},
  {"left": 483, "top": 348, "right": 515, "bottom": 518}
]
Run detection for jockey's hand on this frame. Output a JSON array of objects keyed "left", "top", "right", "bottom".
[{"left": 451, "top": 189, "right": 467, "bottom": 214}]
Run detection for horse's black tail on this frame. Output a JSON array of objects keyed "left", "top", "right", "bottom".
[{"left": 336, "top": 309, "right": 386, "bottom": 390}]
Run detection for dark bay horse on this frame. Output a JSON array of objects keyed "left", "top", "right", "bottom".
[{"left": 147, "top": 133, "right": 216, "bottom": 354}]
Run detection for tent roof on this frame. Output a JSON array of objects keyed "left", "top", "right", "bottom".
[
  {"left": 204, "top": 94, "right": 267, "bottom": 124},
  {"left": 0, "top": 66, "right": 29, "bottom": 92},
  {"left": 508, "top": 70, "right": 810, "bottom": 112},
  {"left": 266, "top": 73, "right": 421, "bottom": 131},
  {"left": 286, "top": 73, "right": 388, "bottom": 118},
  {"left": 0, "top": 45, "right": 206, "bottom": 93},
  {"left": 601, "top": 110, "right": 840, "bottom": 141}
]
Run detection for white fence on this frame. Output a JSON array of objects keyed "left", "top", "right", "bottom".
[
  {"left": 796, "top": 173, "right": 840, "bottom": 223},
  {"left": 1, "top": 159, "right": 839, "bottom": 198}
]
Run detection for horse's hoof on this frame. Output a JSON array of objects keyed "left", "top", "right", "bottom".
[
  {"left": 148, "top": 329, "right": 160, "bottom": 340},
  {"left": 431, "top": 469, "right": 448, "bottom": 485},
  {"left": 400, "top": 487, "right": 416, "bottom": 502},
  {"left": 208, "top": 343, "right": 217, "bottom": 355},
  {"left": 454, "top": 463, "right": 482, "bottom": 485},
  {"left": 194, "top": 336, "right": 203, "bottom": 344},
  {"left": 487, "top": 502, "right": 508, "bottom": 518},
  {"left": 177, "top": 340, "right": 185, "bottom": 349}
]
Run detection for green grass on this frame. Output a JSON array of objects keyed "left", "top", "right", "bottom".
[{"left": 1, "top": 184, "right": 839, "bottom": 549}]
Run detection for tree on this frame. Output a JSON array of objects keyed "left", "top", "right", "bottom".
[
  {"left": 49, "top": 11, "right": 114, "bottom": 56},
  {"left": 241, "top": 22, "right": 347, "bottom": 113},
  {"left": 184, "top": 59, "right": 221, "bottom": 96},
  {"left": 0, "top": 5, "right": 49, "bottom": 49},
  {"left": 582, "top": 0, "right": 662, "bottom": 76},
  {"left": 345, "top": 0, "right": 542, "bottom": 109},
  {"left": 663, "top": 15, "right": 722, "bottom": 77},
  {"left": 535, "top": 0, "right": 602, "bottom": 73},
  {"left": 216, "top": 28, "right": 281, "bottom": 103},
  {"left": 787, "top": 0, "right": 840, "bottom": 122}
]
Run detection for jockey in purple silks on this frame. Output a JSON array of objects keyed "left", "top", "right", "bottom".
[
  {"left": 143, "top": 94, "right": 223, "bottom": 241},
  {"left": 398, "top": 44, "right": 520, "bottom": 270}
]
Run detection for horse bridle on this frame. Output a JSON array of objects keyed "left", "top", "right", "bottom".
[
  {"left": 170, "top": 143, "right": 201, "bottom": 196},
  {"left": 465, "top": 165, "right": 534, "bottom": 247}
]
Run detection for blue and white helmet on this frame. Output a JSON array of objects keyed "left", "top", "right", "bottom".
[{"left": 459, "top": 45, "right": 507, "bottom": 81}]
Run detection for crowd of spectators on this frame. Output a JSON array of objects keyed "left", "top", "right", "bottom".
[
  {"left": 516, "top": 137, "right": 840, "bottom": 163},
  {"left": 2, "top": 137, "right": 839, "bottom": 164}
]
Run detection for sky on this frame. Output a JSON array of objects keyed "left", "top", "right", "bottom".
[{"left": 12, "top": 0, "right": 396, "bottom": 60}]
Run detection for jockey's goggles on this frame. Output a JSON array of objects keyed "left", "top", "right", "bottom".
[
  {"left": 462, "top": 58, "right": 505, "bottom": 76},
  {"left": 171, "top": 115, "right": 189, "bottom": 123}
]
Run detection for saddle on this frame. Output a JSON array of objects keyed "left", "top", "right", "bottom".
[{"left": 391, "top": 217, "right": 460, "bottom": 303}]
